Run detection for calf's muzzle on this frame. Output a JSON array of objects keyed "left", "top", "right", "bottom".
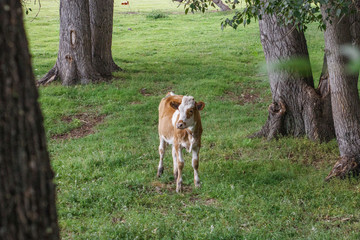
[{"left": 177, "top": 120, "right": 186, "bottom": 129}]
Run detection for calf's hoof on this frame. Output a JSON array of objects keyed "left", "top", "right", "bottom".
[
  {"left": 176, "top": 181, "right": 182, "bottom": 193},
  {"left": 157, "top": 167, "right": 164, "bottom": 177},
  {"left": 194, "top": 180, "right": 201, "bottom": 188},
  {"left": 176, "top": 185, "right": 182, "bottom": 193}
]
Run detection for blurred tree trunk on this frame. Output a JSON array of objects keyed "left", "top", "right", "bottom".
[
  {"left": 322, "top": 3, "right": 360, "bottom": 180},
  {"left": 253, "top": 12, "right": 335, "bottom": 141},
  {"left": 39, "top": 0, "right": 120, "bottom": 86},
  {"left": 0, "top": 0, "right": 59, "bottom": 239}
]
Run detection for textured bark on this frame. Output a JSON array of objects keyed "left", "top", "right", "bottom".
[
  {"left": 253, "top": 12, "right": 335, "bottom": 141},
  {"left": 0, "top": 1, "right": 59, "bottom": 239},
  {"left": 39, "top": 0, "right": 120, "bottom": 86},
  {"left": 90, "top": 0, "right": 121, "bottom": 76},
  {"left": 350, "top": 5, "right": 360, "bottom": 47},
  {"left": 322, "top": 2, "right": 360, "bottom": 180},
  {"left": 39, "top": 0, "right": 101, "bottom": 85}
]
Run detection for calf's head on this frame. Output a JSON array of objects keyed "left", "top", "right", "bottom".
[{"left": 170, "top": 96, "right": 205, "bottom": 129}]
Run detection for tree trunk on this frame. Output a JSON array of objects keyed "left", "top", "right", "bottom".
[
  {"left": 89, "top": 0, "right": 121, "bottom": 76},
  {"left": 322, "top": 3, "right": 360, "bottom": 180},
  {"left": 253, "top": 12, "right": 335, "bottom": 141},
  {"left": 0, "top": 0, "right": 60, "bottom": 239},
  {"left": 39, "top": 0, "right": 120, "bottom": 86}
]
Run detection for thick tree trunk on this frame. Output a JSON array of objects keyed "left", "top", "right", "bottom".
[
  {"left": 39, "top": 0, "right": 120, "bottom": 86},
  {"left": 0, "top": 0, "right": 59, "bottom": 239},
  {"left": 322, "top": 3, "right": 360, "bottom": 180},
  {"left": 253, "top": 12, "right": 335, "bottom": 141},
  {"left": 89, "top": 0, "right": 121, "bottom": 76},
  {"left": 39, "top": 0, "right": 101, "bottom": 85}
]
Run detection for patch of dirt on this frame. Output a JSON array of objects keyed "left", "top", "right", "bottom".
[
  {"left": 130, "top": 101, "right": 142, "bottom": 105},
  {"left": 209, "top": 142, "right": 216, "bottom": 149},
  {"left": 288, "top": 148, "right": 339, "bottom": 170},
  {"left": 151, "top": 180, "right": 193, "bottom": 194},
  {"left": 140, "top": 88, "right": 152, "bottom": 96},
  {"left": 112, "top": 216, "right": 126, "bottom": 224},
  {"left": 52, "top": 113, "right": 106, "bottom": 140},
  {"left": 189, "top": 196, "right": 201, "bottom": 202},
  {"left": 317, "top": 215, "right": 358, "bottom": 229},
  {"left": 204, "top": 198, "right": 217, "bottom": 205},
  {"left": 224, "top": 90, "right": 260, "bottom": 105},
  {"left": 239, "top": 92, "right": 260, "bottom": 105},
  {"left": 224, "top": 149, "right": 242, "bottom": 161},
  {"left": 220, "top": 81, "right": 271, "bottom": 105},
  {"left": 319, "top": 215, "right": 354, "bottom": 223},
  {"left": 189, "top": 196, "right": 218, "bottom": 205}
]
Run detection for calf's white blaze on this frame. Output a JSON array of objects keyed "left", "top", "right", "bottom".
[{"left": 177, "top": 96, "right": 195, "bottom": 127}]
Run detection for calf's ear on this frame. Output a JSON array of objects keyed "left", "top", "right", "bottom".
[
  {"left": 196, "top": 101, "right": 205, "bottom": 111},
  {"left": 170, "top": 101, "right": 180, "bottom": 110}
]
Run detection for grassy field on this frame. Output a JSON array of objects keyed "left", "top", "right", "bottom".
[{"left": 24, "top": 0, "right": 360, "bottom": 239}]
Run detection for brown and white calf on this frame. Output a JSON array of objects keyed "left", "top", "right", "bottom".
[{"left": 157, "top": 92, "right": 205, "bottom": 192}]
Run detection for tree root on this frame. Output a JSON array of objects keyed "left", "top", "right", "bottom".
[
  {"left": 37, "top": 65, "right": 59, "bottom": 86},
  {"left": 250, "top": 99, "right": 286, "bottom": 140},
  {"left": 111, "top": 60, "right": 122, "bottom": 72},
  {"left": 325, "top": 156, "right": 360, "bottom": 181},
  {"left": 37, "top": 62, "right": 119, "bottom": 86}
]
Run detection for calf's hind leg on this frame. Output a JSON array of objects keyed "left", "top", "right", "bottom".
[
  {"left": 157, "top": 137, "right": 167, "bottom": 177},
  {"left": 172, "top": 145, "right": 178, "bottom": 181}
]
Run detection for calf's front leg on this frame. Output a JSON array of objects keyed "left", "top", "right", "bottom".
[
  {"left": 192, "top": 146, "right": 200, "bottom": 187},
  {"left": 175, "top": 145, "right": 184, "bottom": 193}
]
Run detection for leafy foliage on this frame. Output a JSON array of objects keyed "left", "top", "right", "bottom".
[
  {"left": 22, "top": 0, "right": 41, "bottom": 18},
  {"left": 182, "top": 0, "right": 353, "bottom": 31}
]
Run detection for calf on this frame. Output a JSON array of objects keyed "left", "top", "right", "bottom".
[{"left": 157, "top": 92, "right": 205, "bottom": 192}]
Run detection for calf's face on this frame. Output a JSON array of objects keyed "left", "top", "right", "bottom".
[{"left": 170, "top": 96, "right": 205, "bottom": 129}]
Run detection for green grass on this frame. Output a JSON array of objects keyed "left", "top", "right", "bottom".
[{"left": 24, "top": 0, "right": 360, "bottom": 239}]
